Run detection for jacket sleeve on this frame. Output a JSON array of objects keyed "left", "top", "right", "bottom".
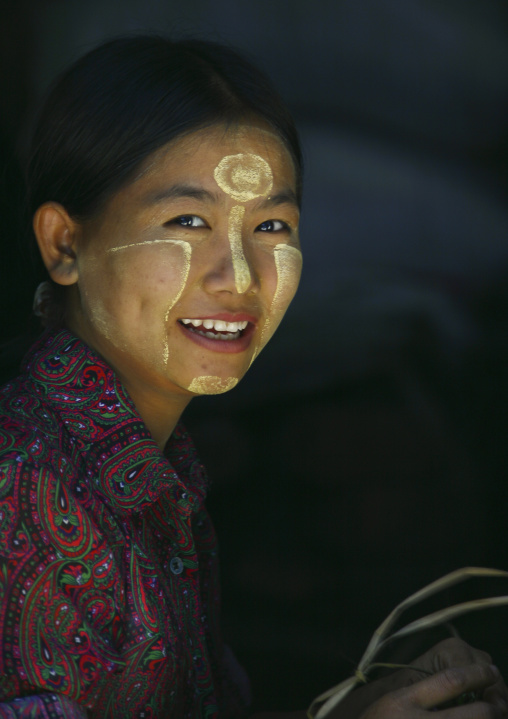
[
  {"left": 0, "top": 693, "right": 88, "bottom": 718},
  {"left": 0, "top": 455, "right": 126, "bottom": 713}
]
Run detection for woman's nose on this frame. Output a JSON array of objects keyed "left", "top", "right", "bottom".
[
  {"left": 203, "top": 213, "right": 260, "bottom": 295},
  {"left": 228, "top": 206, "right": 252, "bottom": 293}
]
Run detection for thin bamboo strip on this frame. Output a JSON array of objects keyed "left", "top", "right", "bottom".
[{"left": 308, "top": 568, "right": 508, "bottom": 719}]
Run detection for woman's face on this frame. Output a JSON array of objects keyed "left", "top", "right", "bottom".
[{"left": 67, "top": 124, "right": 302, "bottom": 398}]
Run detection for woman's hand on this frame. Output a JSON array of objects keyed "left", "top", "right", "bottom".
[
  {"left": 360, "top": 662, "right": 505, "bottom": 718},
  {"left": 334, "top": 639, "right": 508, "bottom": 718},
  {"left": 252, "top": 640, "right": 508, "bottom": 719},
  {"left": 395, "top": 638, "right": 508, "bottom": 712}
]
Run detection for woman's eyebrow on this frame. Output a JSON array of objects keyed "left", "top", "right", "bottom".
[
  {"left": 142, "top": 184, "right": 299, "bottom": 209},
  {"left": 142, "top": 183, "right": 218, "bottom": 205},
  {"left": 257, "top": 189, "right": 299, "bottom": 210}
]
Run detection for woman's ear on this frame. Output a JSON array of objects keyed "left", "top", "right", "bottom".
[{"left": 33, "top": 202, "right": 80, "bottom": 286}]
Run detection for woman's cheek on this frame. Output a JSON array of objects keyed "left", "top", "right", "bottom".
[
  {"left": 78, "top": 240, "right": 192, "bottom": 363},
  {"left": 255, "top": 243, "right": 302, "bottom": 356},
  {"left": 112, "top": 241, "right": 192, "bottom": 368},
  {"left": 159, "top": 240, "right": 192, "bottom": 366},
  {"left": 78, "top": 253, "right": 126, "bottom": 344}
]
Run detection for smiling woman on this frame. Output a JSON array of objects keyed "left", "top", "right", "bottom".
[
  {"left": 0, "top": 34, "right": 506, "bottom": 719},
  {"left": 37, "top": 123, "right": 301, "bottom": 448}
]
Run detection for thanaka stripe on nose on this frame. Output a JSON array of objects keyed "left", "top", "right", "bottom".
[{"left": 228, "top": 205, "right": 251, "bottom": 294}]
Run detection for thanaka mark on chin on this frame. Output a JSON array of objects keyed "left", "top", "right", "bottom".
[{"left": 187, "top": 376, "right": 239, "bottom": 395}]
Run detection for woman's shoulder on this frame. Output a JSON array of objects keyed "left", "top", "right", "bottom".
[
  {"left": 0, "top": 328, "right": 95, "bottom": 456},
  {"left": 0, "top": 370, "right": 61, "bottom": 459},
  {"left": 0, "top": 357, "right": 77, "bottom": 522}
]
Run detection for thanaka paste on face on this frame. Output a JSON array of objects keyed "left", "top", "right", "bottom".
[
  {"left": 189, "top": 149, "right": 300, "bottom": 393},
  {"left": 161, "top": 241, "right": 192, "bottom": 364},
  {"left": 187, "top": 376, "right": 239, "bottom": 394},
  {"left": 186, "top": 151, "right": 277, "bottom": 396},
  {"left": 214, "top": 153, "right": 273, "bottom": 202},
  {"left": 107, "top": 239, "right": 190, "bottom": 255},
  {"left": 250, "top": 243, "right": 302, "bottom": 366},
  {"left": 213, "top": 153, "right": 273, "bottom": 294},
  {"left": 69, "top": 127, "right": 300, "bottom": 413},
  {"left": 79, "top": 254, "right": 115, "bottom": 341},
  {"left": 96, "top": 238, "right": 192, "bottom": 365},
  {"left": 227, "top": 205, "right": 250, "bottom": 294}
]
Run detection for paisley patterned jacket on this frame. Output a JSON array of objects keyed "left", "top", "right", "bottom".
[{"left": 0, "top": 329, "right": 249, "bottom": 718}]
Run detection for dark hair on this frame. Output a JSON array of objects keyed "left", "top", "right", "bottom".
[{"left": 27, "top": 35, "right": 303, "bottom": 223}]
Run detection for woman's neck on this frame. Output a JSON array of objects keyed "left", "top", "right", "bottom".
[{"left": 119, "top": 372, "right": 192, "bottom": 451}]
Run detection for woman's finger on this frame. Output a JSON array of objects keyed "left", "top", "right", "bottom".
[
  {"left": 437, "top": 701, "right": 505, "bottom": 719},
  {"left": 416, "top": 638, "right": 489, "bottom": 674},
  {"left": 396, "top": 663, "right": 501, "bottom": 711},
  {"left": 483, "top": 682, "right": 508, "bottom": 715},
  {"left": 409, "top": 639, "right": 508, "bottom": 713}
]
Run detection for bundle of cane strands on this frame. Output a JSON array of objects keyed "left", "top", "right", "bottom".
[{"left": 308, "top": 567, "right": 508, "bottom": 719}]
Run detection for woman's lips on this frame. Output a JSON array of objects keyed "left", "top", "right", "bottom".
[{"left": 177, "top": 319, "right": 256, "bottom": 354}]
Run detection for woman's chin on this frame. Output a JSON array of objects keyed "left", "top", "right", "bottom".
[{"left": 186, "top": 375, "right": 240, "bottom": 395}]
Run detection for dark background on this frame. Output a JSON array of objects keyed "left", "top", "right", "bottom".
[{"left": 1, "top": 0, "right": 508, "bottom": 712}]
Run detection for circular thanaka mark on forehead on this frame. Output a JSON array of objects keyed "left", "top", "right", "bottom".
[{"left": 214, "top": 153, "right": 273, "bottom": 202}]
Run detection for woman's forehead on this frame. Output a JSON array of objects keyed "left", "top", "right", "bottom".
[
  {"left": 89, "top": 123, "right": 298, "bottom": 226},
  {"left": 135, "top": 124, "right": 296, "bottom": 186}
]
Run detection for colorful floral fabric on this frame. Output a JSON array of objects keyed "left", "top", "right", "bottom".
[{"left": 0, "top": 329, "right": 248, "bottom": 718}]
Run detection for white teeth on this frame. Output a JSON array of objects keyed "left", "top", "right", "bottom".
[
  {"left": 202, "top": 331, "right": 240, "bottom": 341},
  {"left": 180, "top": 319, "right": 249, "bottom": 333}
]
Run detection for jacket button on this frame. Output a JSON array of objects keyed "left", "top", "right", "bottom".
[{"left": 170, "top": 557, "right": 184, "bottom": 575}]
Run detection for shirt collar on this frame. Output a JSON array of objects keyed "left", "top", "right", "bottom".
[{"left": 22, "top": 328, "right": 209, "bottom": 517}]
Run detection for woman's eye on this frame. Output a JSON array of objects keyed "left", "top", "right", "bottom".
[
  {"left": 167, "top": 215, "right": 207, "bottom": 228},
  {"left": 256, "top": 220, "right": 288, "bottom": 233}
]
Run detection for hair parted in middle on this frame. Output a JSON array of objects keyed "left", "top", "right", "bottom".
[{"left": 28, "top": 35, "right": 303, "bottom": 226}]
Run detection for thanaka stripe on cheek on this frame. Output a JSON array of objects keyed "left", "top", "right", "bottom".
[
  {"left": 103, "top": 238, "right": 192, "bottom": 367},
  {"left": 106, "top": 239, "right": 188, "bottom": 253},
  {"left": 161, "top": 241, "right": 192, "bottom": 365},
  {"left": 250, "top": 243, "right": 302, "bottom": 366}
]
